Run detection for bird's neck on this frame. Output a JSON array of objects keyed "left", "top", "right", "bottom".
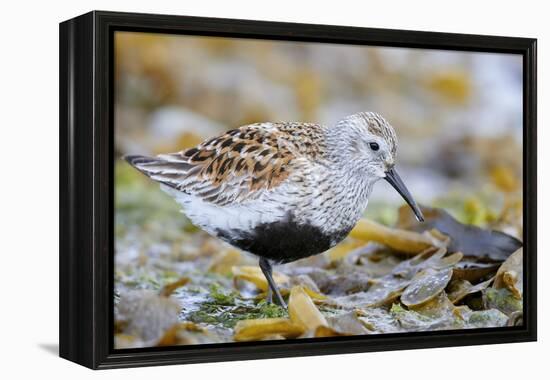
[
  {"left": 316, "top": 124, "right": 380, "bottom": 236},
  {"left": 314, "top": 165, "right": 377, "bottom": 239}
]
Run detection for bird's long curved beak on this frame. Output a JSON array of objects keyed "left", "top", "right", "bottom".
[{"left": 384, "top": 167, "right": 424, "bottom": 222}]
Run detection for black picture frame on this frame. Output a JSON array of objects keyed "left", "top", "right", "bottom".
[{"left": 59, "top": 10, "right": 537, "bottom": 369}]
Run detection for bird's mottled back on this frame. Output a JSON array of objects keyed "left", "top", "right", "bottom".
[{"left": 125, "top": 122, "right": 328, "bottom": 206}]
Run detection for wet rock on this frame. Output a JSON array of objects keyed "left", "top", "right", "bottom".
[{"left": 116, "top": 289, "right": 180, "bottom": 344}]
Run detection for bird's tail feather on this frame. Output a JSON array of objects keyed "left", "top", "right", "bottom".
[{"left": 123, "top": 154, "right": 195, "bottom": 189}]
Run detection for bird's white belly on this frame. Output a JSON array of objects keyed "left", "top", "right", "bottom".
[
  {"left": 160, "top": 185, "right": 287, "bottom": 239},
  {"left": 160, "top": 167, "right": 372, "bottom": 246}
]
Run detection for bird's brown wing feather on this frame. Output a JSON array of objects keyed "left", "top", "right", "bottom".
[{"left": 125, "top": 122, "right": 326, "bottom": 206}]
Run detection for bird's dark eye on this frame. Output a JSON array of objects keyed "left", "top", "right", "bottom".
[{"left": 369, "top": 142, "right": 380, "bottom": 151}]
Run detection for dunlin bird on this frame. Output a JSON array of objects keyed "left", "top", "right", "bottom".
[{"left": 125, "top": 112, "right": 424, "bottom": 308}]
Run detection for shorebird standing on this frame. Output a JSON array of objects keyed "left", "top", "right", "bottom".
[{"left": 125, "top": 112, "right": 424, "bottom": 308}]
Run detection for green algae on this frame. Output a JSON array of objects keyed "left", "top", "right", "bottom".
[
  {"left": 484, "top": 287, "right": 523, "bottom": 316},
  {"left": 187, "top": 289, "right": 287, "bottom": 328}
]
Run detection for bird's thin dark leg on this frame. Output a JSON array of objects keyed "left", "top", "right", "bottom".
[
  {"left": 266, "top": 286, "right": 273, "bottom": 304},
  {"left": 259, "top": 258, "right": 287, "bottom": 308}
]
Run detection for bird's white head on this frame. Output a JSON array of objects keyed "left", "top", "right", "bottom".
[
  {"left": 328, "top": 111, "right": 424, "bottom": 222},
  {"left": 336, "top": 112, "right": 397, "bottom": 179}
]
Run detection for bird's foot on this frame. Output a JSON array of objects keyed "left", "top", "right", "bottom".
[
  {"left": 259, "top": 258, "right": 288, "bottom": 309},
  {"left": 271, "top": 287, "right": 287, "bottom": 309}
]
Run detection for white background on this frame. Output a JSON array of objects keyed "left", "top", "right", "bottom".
[{"left": 0, "top": 0, "right": 546, "bottom": 378}]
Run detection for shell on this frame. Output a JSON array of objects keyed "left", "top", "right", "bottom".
[
  {"left": 208, "top": 249, "right": 243, "bottom": 274},
  {"left": 233, "top": 318, "right": 304, "bottom": 341},
  {"left": 401, "top": 268, "right": 453, "bottom": 307},
  {"left": 447, "top": 277, "right": 494, "bottom": 304},
  {"left": 396, "top": 205, "right": 522, "bottom": 262},
  {"left": 288, "top": 286, "right": 328, "bottom": 330},
  {"left": 494, "top": 248, "right": 523, "bottom": 299},
  {"left": 157, "top": 322, "right": 216, "bottom": 346},
  {"left": 327, "top": 240, "right": 365, "bottom": 262},
  {"left": 331, "top": 247, "right": 462, "bottom": 309},
  {"left": 349, "top": 218, "right": 434, "bottom": 255},
  {"left": 326, "top": 308, "right": 402, "bottom": 335},
  {"left": 314, "top": 325, "right": 349, "bottom": 337},
  {"left": 159, "top": 277, "right": 190, "bottom": 297},
  {"left": 452, "top": 261, "right": 500, "bottom": 283},
  {"left": 325, "top": 311, "right": 371, "bottom": 335},
  {"left": 288, "top": 275, "right": 327, "bottom": 300},
  {"left": 332, "top": 276, "right": 409, "bottom": 309},
  {"left": 232, "top": 265, "right": 289, "bottom": 292},
  {"left": 392, "top": 247, "right": 460, "bottom": 280}
]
